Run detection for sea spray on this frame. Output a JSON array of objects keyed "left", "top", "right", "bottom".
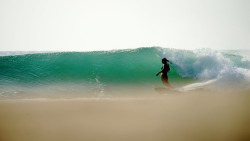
[{"left": 157, "top": 47, "right": 250, "bottom": 91}]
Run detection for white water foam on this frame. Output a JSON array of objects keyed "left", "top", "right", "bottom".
[{"left": 157, "top": 48, "right": 250, "bottom": 91}]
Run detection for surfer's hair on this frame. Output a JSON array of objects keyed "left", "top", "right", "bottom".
[{"left": 162, "top": 58, "right": 168, "bottom": 63}]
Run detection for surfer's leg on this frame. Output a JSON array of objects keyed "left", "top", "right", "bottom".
[
  {"left": 163, "top": 81, "right": 172, "bottom": 87},
  {"left": 161, "top": 76, "right": 172, "bottom": 88}
]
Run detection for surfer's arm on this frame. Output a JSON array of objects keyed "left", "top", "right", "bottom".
[
  {"left": 156, "top": 66, "right": 164, "bottom": 76},
  {"left": 156, "top": 71, "right": 161, "bottom": 76}
]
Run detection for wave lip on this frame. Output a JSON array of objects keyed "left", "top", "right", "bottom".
[{"left": 0, "top": 51, "right": 55, "bottom": 57}]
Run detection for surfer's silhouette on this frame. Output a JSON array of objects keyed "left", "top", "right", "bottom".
[{"left": 156, "top": 58, "right": 172, "bottom": 88}]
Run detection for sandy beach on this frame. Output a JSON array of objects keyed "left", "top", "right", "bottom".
[{"left": 0, "top": 92, "right": 249, "bottom": 141}]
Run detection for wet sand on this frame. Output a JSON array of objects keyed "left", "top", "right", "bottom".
[{"left": 0, "top": 92, "right": 249, "bottom": 141}]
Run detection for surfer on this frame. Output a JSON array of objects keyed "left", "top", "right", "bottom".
[{"left": 156, "top": 58, "right": 172, "bottom": 88}]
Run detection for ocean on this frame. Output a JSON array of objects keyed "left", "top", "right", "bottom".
[{"left": 0, "top": 47, "right": 250, "bottom": 99}]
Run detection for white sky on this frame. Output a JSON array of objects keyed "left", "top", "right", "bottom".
[{"left": 0, "top": 0, "right": 249, "bottom": 51}]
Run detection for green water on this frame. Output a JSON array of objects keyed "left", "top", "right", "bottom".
[{"left": 0, "top": 47, "right": 249, "bottom": 98}]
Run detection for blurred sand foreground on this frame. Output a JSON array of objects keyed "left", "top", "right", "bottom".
[{"left": 0, "top": 93, "right": 249, "bottom": 141}]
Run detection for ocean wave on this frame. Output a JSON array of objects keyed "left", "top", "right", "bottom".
[{"left": 0, "top": 47, "right": 249, "bottom": 97}]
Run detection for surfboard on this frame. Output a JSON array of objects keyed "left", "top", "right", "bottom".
[
  {"left": 155, "top": 87, "right": 181, "bottom": 94},
  {"left": 155, "top": 79, "right": 216, "bottom": 94}
]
